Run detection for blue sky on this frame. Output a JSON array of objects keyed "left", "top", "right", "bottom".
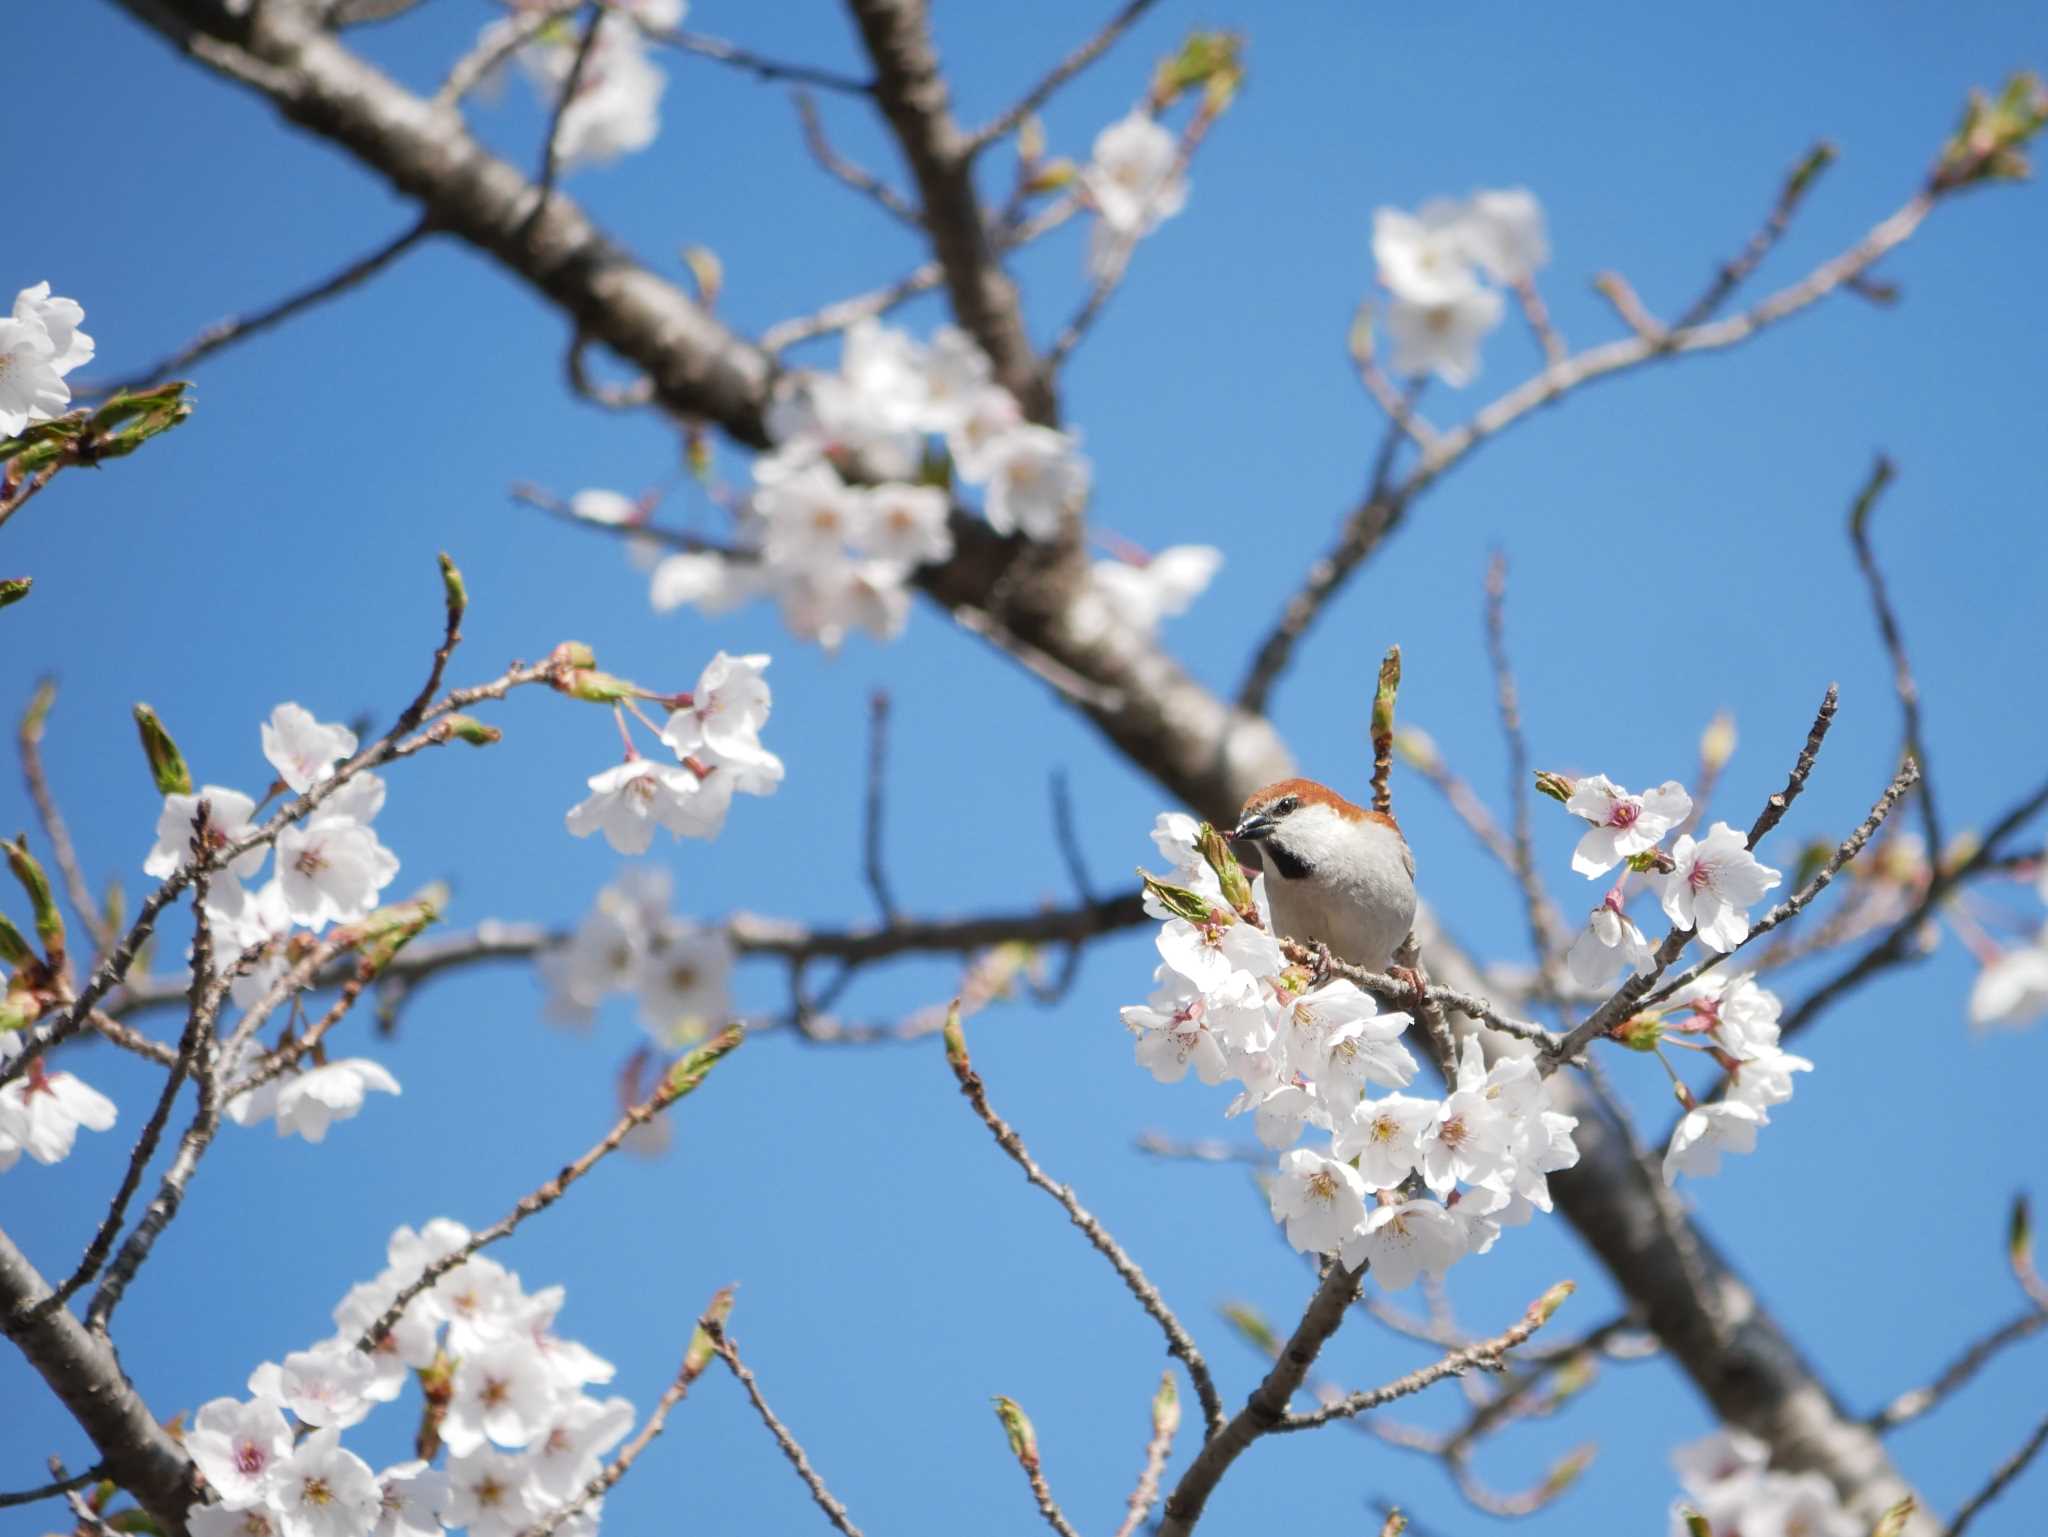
[{"left": 6, "top": 2, "right": 2047, "bottom": 1533}]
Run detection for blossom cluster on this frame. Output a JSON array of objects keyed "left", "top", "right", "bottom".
[
  {"left": 1082, "top": 111, "right": 1189, "bottom": 281},
  {"left": 539, "top": 867, "right": 732, "bottom": 1046},
  {"left": 185, "top": 1219, "right": 634, "bottom": 1537},
  {"left": 564, "top": 651, "right": 781, "bottom": 854},
  {"left": 1552, "top": 774, "right": 1806, "bottom": 1185},
  {"left": 1369, "top": 188, "right": 1546, "bottom": 385},
  {"left": 622, "top": 320, "right": 1089, "bottom": 648},
  {"left": 480, "top": 0, "right": 682, "bottom": 174},
  {"left": 1667, "top": 1429, "right": 1857, "bottom": 1537},
  {"left": 1122, "top": 815, "right": 1580, "bottom": 1289},
  {"left": 0, "top": 1032, "right": 117, "bottom": 1172},
  {"left": 0, "top": 282, "right": 94, "bottom": 438}
]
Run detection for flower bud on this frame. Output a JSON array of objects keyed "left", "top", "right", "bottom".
[
  {"left": 439, "top": 714, "right": 501, "bottom": 747},
  {"left": 5, "top": 837, "right": 63, "bottom": 964},
  {"left": 1195, "top": 822, "right": 1254, "bottom": 919},
  {"left": 1530, "top": 1278, "right": 1575, "bottom": 1324},
  {"left": 1540, "top": 1445, "right": 1596, "bottom": 1499},
  {"left": 548, "top": 641, "right": 597, "bottom": 670},
  {"left": 681, "top": 245, "right": 723, "bottom": 308},
  {"left": 991, "top": 1396, "right": 1038, "bottom": 1470},
  {"left": 1391, "top": 726, "right": 1439, "bottom": 772},
  {"left": 0, "top": 912, "right": 33, "bottom": 968},
  {"left": 942, "top": 998, "right": 969, "bottom": 1075},
  {"left": 0, "top": 577, "right": 29, "bottom": 609},
  {"left": 1624, "top": 848, "right": 1676, "bottom": 875},
  {"left": 1016, "top": 114, "right": 1046, "bottom": 164},
  {"left": 662, "top": 1023, "right": 744, "bottom": 1101},
  {"left": 132, "top": 704, "right": 193, "bottom": 796},
  {"left": 1023, "top": 157, "right": 1078, "bottom": 195},
  {"left": 1612, "top": 1014, "right": 1664, "bottom": 1052},
  {"left": 1698, "top": 710, "right": 1737, "bottom": 773},
  {"left": 1676, "top": 1509, "right": 1711, "bottom": 1537},
  {"left": 1871, "top": 1497, "right": 1917, "bottom": 1537},
  {"left": 683, "top": 1285, "right": 736, "bottom": 1381},
  {"left": 1533, "top": 770, "right": 1575, "bottom": 804},
  {"left": 437, "top": 552, "right": 467, "bottom": 629},
  {"left": 1151, "top": 1371, "right": 1180, "bottom": 1437},
  {"left": 1139, "top": 871, "right": 1217, "bottom": 925},
  {"left": 557, "top": 669, "right": 639, "bottom": 703},
  {"left": 1219, "top": 1302, "right": 1278, "bottom": 1357},
  {"left": 2011, "top": 1193, "right": 2035, "bottom": 1283}
]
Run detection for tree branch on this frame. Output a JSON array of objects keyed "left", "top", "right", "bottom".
[{"left": 706, "top": 1318, "right": 865, "bottom": 1537}]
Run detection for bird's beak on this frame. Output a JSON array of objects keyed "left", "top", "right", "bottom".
[{"left": 1232, "top": 811, "right": 1274, "bottom": 843}]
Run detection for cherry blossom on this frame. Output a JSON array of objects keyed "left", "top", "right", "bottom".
[
  {"left": 249, "top": 1346, "right": 377, "bottom": 1430},
  {"left": 1654, "top": 822, "right": 1782, "bottom": 952},
  {"left": 1083, "top": 111, "right": 1188, "bottom": 279},
  {"left": 1459, "top": 187, "right": 1549, "bottom": 283},
  {"left": 1332, "top": 1093, "right": 1434, "bottom": 1189},
  {"left": 632, "top": 921, "right": 733, "bottom": 1045},
  {"left": 647, "top": 550, "right": 760, "bottom": 616},
  {"left": 276, "top": 814, "right": 400, "bottom": 931},
  {"left": 188, "top": 1396, "right": 294, "bottom": 1508},
  {"left": 371, "top": 1463, "right": 448, "bottom": 1537},
  {"left": 1084, "top": 544, "right": 1222, "bottom": 640},
  {"left": 1124, "top": 988, "right": 1232, "bottom": 1085},
  {"left": 1269, "top": 1149, "right": 1368, "bottom": 1256},
  {"left": 1967, "top": 938, "right": 2048, "bottom": 1031},
  {"left": 1340, "top": 1196, "right": 1468, "bottom": 1289},
  {"left": 565, "top": 759, "right": 708, "bottom": 854},
  {"left": 1373, "top": 202, "right": 1482, "bottom": 305},
  {"left": 982, "top": 424, "right": 1091, "bottom": 539},
  {"left": 1568, "top": 890, "right": 1656, "bottom": 988},
  {"left": 190, "top": 1503, "right": 286, "bottom": 1537},
  {"left": 1670, "top": 1427, "right": 1857, "bottom": 1537},
  {"left": 262, "top": 704, "right": 359, "bottom": 793},
  {"left": 918, "top": 327, "right": 993, "bottom": 434},
  {"left": 443, "top": 1447, "right": 542, "bottom": 1537},
  {"left": 500, "top": 12, "right": 667, "bottom": 172},
  {"left": 854, "top": 482, "right": 954, "bottom": 567},
  {"left": 0, "top": 283, "right": 92, "bottom": 437},
  {"left": 273, "top": 1427, "right": 381, "bottom": 1537},
  {"left": 657, "top": 652, "right": 778, "bottom": 776},
  {"left": 1565, "top": 774, "right": 1692, "bottom": 876},
  {"left": 444, "top": 1337, "right": 561, "bottom": 1455},
  {"left": 144, "top": 785, "right": 268, "bottom": 885},
  {"left": 13, "top": 282, "right": 95, "bottom": 374},
  {"left": 1662, "top": 1099, "right": 1765, "bottom": 1184},
  {"left": 1385, "top": 288, "right": 1505, "bottom": 386},
  {"left": 0, "top": 1059, "right": 117, "bottom": 1171},
  {"left": 272, "top": 1058, "right": 402, "bottom": 1143},
  {"left": 530, "top": 1396, "right": 634, "bottom": 1500}
]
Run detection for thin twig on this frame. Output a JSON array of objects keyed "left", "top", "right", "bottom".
[
  {"left": 1868, "top": 1306, "right": 2048, "bottom": 1432},
  {"left": 1237, "top": 179, "right": 1945, "bottom": 714},
  {"left": 17, "top": 679, "right": 110, "bottom": 960},
  {"left": 1511, "top": 278, "right": 1565, "bottom": 365},
  {"left": 1157, "top": 1261, "right": 1365, "bottom": 1536},
  {"left": 706, "top": 1320, "right": 865, "bottom": 1537},
  {"left": 1278, "top": 1284, "right": 1571, "bottom": 1431},
  {"left": 1675, "top": 141, "right": 1837, "bottom": 330},
  {"left": 862, "top": 690, "right": 898, "bottom": 922},
  {"left": 436, "top": 2, "right": 579, "bottom": 108},
  {"left": 356, "top": 1027, "right": 741, "bottom": 1352},
  {"left": 1483, "top": 555, "right": 1572, "bottom": 972},
  {"left": 635, "top": 23, "right": 873, "bottom": 96},
  {"left": 85, "top": 220, "right": 433, "bottom": 398},
  {"left": 1946, "top": 1410, "right": 2048, "bottom": 1537},
  {"left": 528, "top": 1289, "right": 731, "bottom": 1537},
  {"left": 1847, "top": 454, "right": 1941, "bottom": 857},
  {"left": 993, "top": 1399, "right": 1082, "bottom": 1537},
  {"left": 1111, "top": 1373, "right": 1179, "bottom": 1537},
  {"left": 943, "top": 1007, "right": 1226, "bottom": 1439},
  {"left": 522, "top": 3, "right": 603, "bottom": 240},
  {"left": 0, "top": 1464, "right": 106, "bottom": 1509},
  {"left": 966, "top": 0, "right": 1163, "bottom": 155},
  {"left": 793, "top": 90, "right": 920, "bottom": 226}
]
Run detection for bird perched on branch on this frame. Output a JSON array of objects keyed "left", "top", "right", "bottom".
[{"left": 1232, "top": 778, "right": 1417, "bottom": 975}]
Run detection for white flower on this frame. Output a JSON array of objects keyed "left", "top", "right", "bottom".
[
  {"left": 1459, "top": 188, "right": 1548, "bottom": 284},
  {"left": 1568, "top": 892, "right": 1657, "bottom": 988},
  {"left": 1269, "top": 1148, "right": 1368, "bottom": 1256},
  {"left": 656, "top": 753, "right": 782, "bottom": 842},
  {"left": 946, "top": 386, "right": 1024, "bottom": 484},
  {"left": 272, "top": 1058, "right": 401, "bottom": 1143},
  {"left": 1084, "top": 112, "right": 1188, "bottom": 234},
  {"left": 1672, "top": 1428, "right": 1770, "bottom": 1500},
  {"left": 1967, "top": 940, "right": 2048, "bottom": 1032},
  {"left": 840, "top": 319, "right": 929, "bottom": 432},
  {"left": 189, "top": 1397, "right": 293, "bottom": 1509},
  {"left": 530, "top": 1396, "right": 634, "bottom": 1499},
  {"left": 1086, "top": 545, "right": 1221, "bottom": 639},
  {"left": 0, "top": 1062, "right": 117, "bottom": 1171},
  {"left": 511, "top": 15, "right": 666, "bottom": 171},
  {"left": 754, "top": 460, "right": 864, "bottom": 568},
  {"left": 853, "top": 483, "right": 953, "bottom": 566},
  {"left": 13, "top": 283, "right": 94, "bottom": 375},
  {"left": 569, "top": 489, "right": 641, "bottom": 526},
  {"left": 249, "top": 1347, "right": 377, "bottom": 1431},
  {"left": 1228, "top": 1081, "right": 1329, "bottom": 1150},
  {"left": 262, "top": 704, "right": 359, "bottom": 794},
  {"left": 1384, "top": 288, "right": 1505, "bottom": 387},
  {"left": 273, "top": 1428, "right": 380, "bottom": 1537},
  {"left": 659, "top": 652, "right": 779, "bottom": 776},
  {"left": 633, "top": 921, "right": 733, "bottom": 1045},
  {"left": 443, "top": 1448, "right": 541, "bottom": 1537},
  {"left": 565, "top": 759, "right": 707, "bottom": 854},
  {"left": 445, "top": 1338, "right": 562, "bottom": 1455},
  {"left": 762, "top": 371, "right": 920, "bottom": 482},
  {"left": 771, "top": 554, "right": 912, "bottom": 651},
  {"left": 1332, "top": 1093, "right": 1435, "bottom": 1189},
  {"left": 1339, "top": 1196, "right": 1467, "bottom": 1289},
  {"left": 917, "top": 327, "right": 993, "bottom": 434},
  {"left": 276, "top": 815, "right": 399, "bottom": 930},
  {"left": 513, "top": 1286, "right": 617, "bottom": 1393},
  {"left": 435, "top": 1254, "right": 528, "bottom": 1356},
  {"left": 332, "top": 1279, "right": 438, "bottom": 1399},
  {"left": 1123, "top": 989, "right": 1232, "bottom": 1086},
  {"left": 1726, "top": 1044, "right": 1812, "bottom": 1114},
  {"left": 982, "top": 424, "right": 1090, "bottom": 539},
  {"left": 1283, "top": 980, "right": 1416, "bottom": 1093},
  {"left": 371, "top": 1463, "right": 448, "bottom": 1537},
  {"left": 1565, "top": 775, "right": 1692, "bottom": 876},
  {"left": 144, "top": 786, "right": 268, "bottom": 884},
  {"left": 1157, "top": 915, "right": 1284, "bottom": 995},
  {"left": 1418, "top": 1041, "right": 1511, "bottom": 1195},
  {"left": 648, "top": 550, "right": 761, "bottom": 616},
  {"left": 1373, "top": 202, "right": 1481, "bottom": 305},
  {"left": 1671, "top": 971, "right": 1783, "bottom": 1058},
  {"left": 0, "top": 285, "right": 84, "bottom": 438},
  {"left": 1662, "top": 1099, "right": 1765, "bottom": 1184},
  {"left": 1655, "top": 822, "right": 1782, "bottom": 953}
]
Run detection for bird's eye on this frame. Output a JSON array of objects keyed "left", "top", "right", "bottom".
[{"left": 1273, "top": 796, "right": 1298, "bottom": 817}]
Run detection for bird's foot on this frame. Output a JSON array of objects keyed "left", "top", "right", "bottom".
[
  {"left": 1387, "top": 963, "right": 1428, "bottom": 1008},
  {"left": 1311, "top": 940, "right": 1336, "bottom": 987}
]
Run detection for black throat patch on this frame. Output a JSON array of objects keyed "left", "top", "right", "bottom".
[{"left": 1265, "top": 842, "right": 1313, "bottom": 881}]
